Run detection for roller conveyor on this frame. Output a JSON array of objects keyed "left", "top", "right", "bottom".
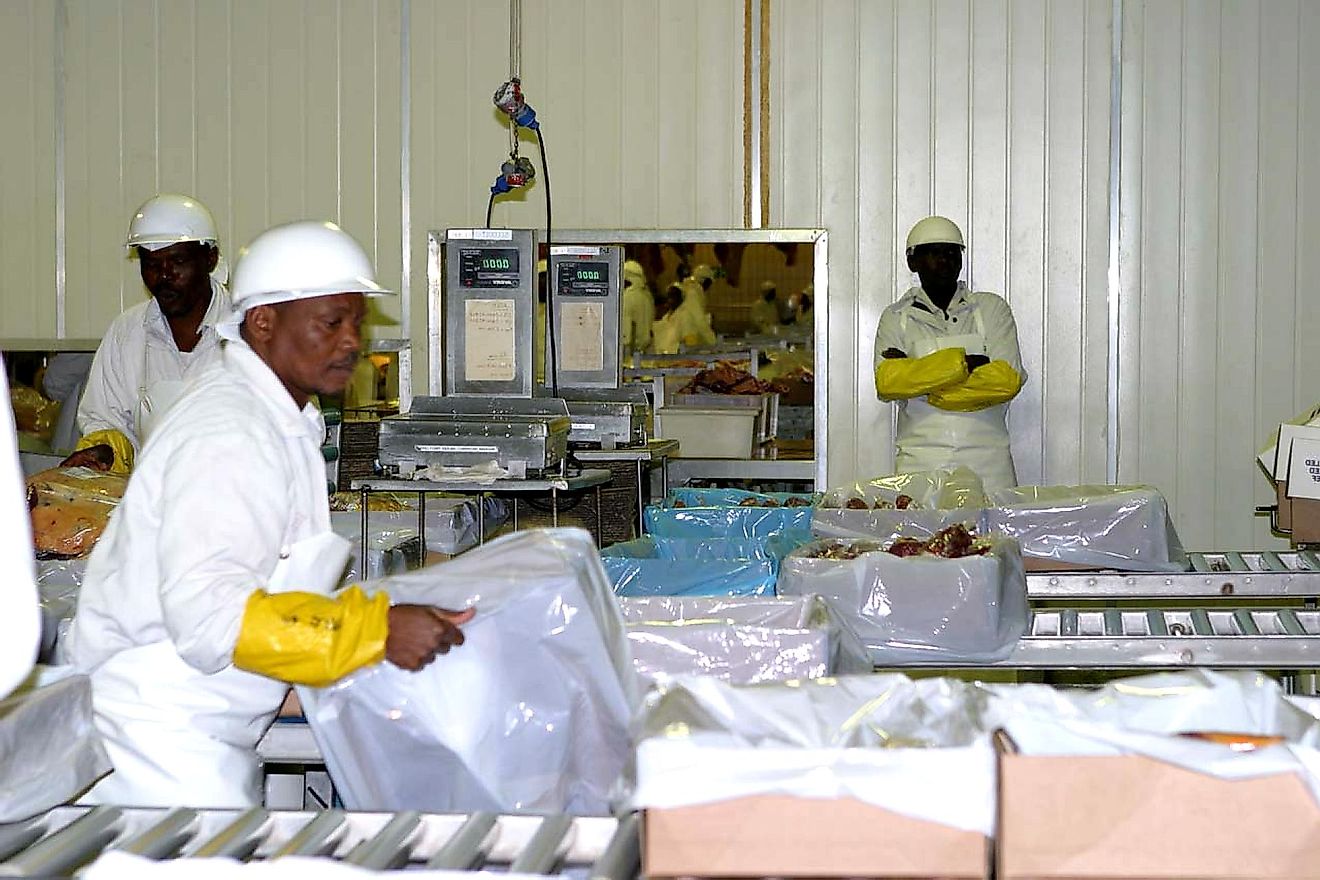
[
  {"left": 872, "top": 607, "right": 1320, "bottom": 669},
  {"left": 0, "top": 806, "right": 637, "bottom": 878},
  {"left": 1026, "top": 550, "right": 1320, "bottom": 600}
]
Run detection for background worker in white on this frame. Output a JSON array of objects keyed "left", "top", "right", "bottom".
[
  {"left": 749, "top": 281, "right": 780, "bottom": 334},
  {"left": 873, "top": 216, "right": 1026, "bottom": 492},
  {"left": 64, "top": 194, "right": 231, "bottom": 474},
  {"left": 0, "top": 368, "right": 40, "bottom": 699},
  {"left": 68, "top": 220, "right": 475, "bottom": 808},
  {"left": 621, "top": 259, "right": 655, "bottom": 354}
]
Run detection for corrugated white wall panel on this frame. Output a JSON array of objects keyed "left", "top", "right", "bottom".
[
  {"left": 774, "top": 0, "right": 1112, "bottom": 492},
  {"left": 59, "top": 0, "right": 402, "bottom": 340},
  {"left": 0, "top": 0, "right": 57, "bottom": 338},
  {"left": 406, "top": 0, "right": 742, "bottom": 384},
  {"left": 1118, "top": 0, "right": 1320, "bottom": 549}
]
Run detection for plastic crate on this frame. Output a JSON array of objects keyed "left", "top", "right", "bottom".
[{"left": 654, "top": 407, "right": 759, "bottom": 458}]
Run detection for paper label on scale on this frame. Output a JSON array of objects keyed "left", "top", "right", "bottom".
[
  {"left": 560, "top": 301, "right": 605, "bottom": 372},
  {"left": 464, "top": 299, "right": 517, "bottom": 382}
]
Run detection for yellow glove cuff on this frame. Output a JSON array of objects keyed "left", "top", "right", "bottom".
[
  {"left": 233, "top": 586, "right": 389, "bottom": 687},
  {"left": 75, "top": 429, "right": 134, "bottom": 474}
]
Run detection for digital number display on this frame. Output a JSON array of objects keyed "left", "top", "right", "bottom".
[
  {"left": 458, "top": 248, "right": 521, "bottom": 288},
  {"left": 556, "top": 260, "right": 610, "bottom": 296}
]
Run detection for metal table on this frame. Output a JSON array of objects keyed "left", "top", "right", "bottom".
[
  {"left": 352, "top": 469, "right": 613, "bottom": 559},
  {"left": 1027, "top": 550, "right": 1320, "bottom": 601},
  {"left": 666, "top": 457, "right": 815, "bottom": 485},
  {"left": 873, "top": 607, "right": 1320, "bottom": 670},
  {"left": 571, "top": 439, "right": 679, "bottom": 536},
  {"left": 0, "top": 805, "right": 638, "bottom": 877}
]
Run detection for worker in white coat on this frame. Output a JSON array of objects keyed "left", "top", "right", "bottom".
[
  {"left": 67, "top": 221, "right": 475, "bottom": 808},
  {"left": 620, "top": 260, "right": 654, "bottom": 355},
  {"left": 0, "top": 368, "right": 39, "bottom": 700},
  {"left": 749, "top": 281, "right": 780, "bottom": 334},
  {"left": 63, "top": 194, "right": 231, "bottom": 474},
  {"left": 873, "top": 216, "right": 1025, "bottom": 492}
]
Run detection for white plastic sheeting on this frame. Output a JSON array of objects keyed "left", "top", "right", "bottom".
[
  {"left": 298, "top": 528, "right": 637, "bottom": 816},
  {"left": 619, "top": 595, "right": 871, "bottom": 686},
  {"left": 777, "top": 538, "right": 1028, "bottom": 663},
  {"left": 0, "top": 671, "right": 110, "bottom": 820}
]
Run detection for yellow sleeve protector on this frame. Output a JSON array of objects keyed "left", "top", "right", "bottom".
[
  {"left": 74, "top": 429, "right": 134, "bottom": 474},
  {"left": 874, "top": 347, "right": 969, "bottom": 401},
  {"left": 928, "top": 360, "right": 1024, "bottom": 412},
  {"left": 233, "top": 586, "right": 389, "bottom": 687}
]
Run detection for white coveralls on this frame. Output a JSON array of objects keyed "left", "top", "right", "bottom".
[
  {"left": 68, "top": 338, "right": 350, "bottom": 807},
  {"left": 77, "top": 277, "right": 231, "bottom": 453},
  {"left": 674, "top": 281, "right": 717, "bottom": 348},
  {"left": 873, "top": 282, "right": 1025, "bottom": 492},
  {"left": 621, "top": 283, "right": 655, "bottom": 354},
  {"left": 0, "top": 369, "right": 40, "bottom": 699}
]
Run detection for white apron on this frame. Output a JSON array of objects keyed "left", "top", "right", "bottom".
[
  {"left": 135, "top": 338, "right": 191, "bottom": 444},
  {"left": 894, "top": 308, "right": 1017, "bottom": 492},
  {"left": 81, "top": 531, "right": 350, "bottom": 808}
]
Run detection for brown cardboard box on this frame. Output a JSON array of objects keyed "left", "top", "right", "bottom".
[
  {"left": 644, "top": 794, "right": 989, "bottom": 879},
  {"left": 998, "top": 752, "right": 1320, "bottom": 879},
  {"left": 1278, "top": 479, "right": 1293, "bottom": 532}
]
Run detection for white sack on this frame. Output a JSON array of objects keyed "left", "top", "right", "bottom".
[
  {"left": 298, "top": 528, "right": 636, "bottom": 816},
  {"left": 820, "top": 466, "right": 987, "bottom": 511}
]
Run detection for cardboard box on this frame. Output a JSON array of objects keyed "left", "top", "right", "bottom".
[
  {"left": 1022, "top": 556, "right": 1104, "bottom": 573},
  {"left": 644, "top": 794, "right": 989, "bottom": 879},
  {"left": 998, "top": 753, "right": 1320, "bottom": 879}
]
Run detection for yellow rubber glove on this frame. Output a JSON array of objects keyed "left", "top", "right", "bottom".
[
  {"left": 928, "top": 360, "right": 1024, "bottom": 412},
  {"left": 73, "top": 429, "right": 134, "bottom": 474},
  {"left": 233, "top": 586, "right": 389, "bottom": 687},
  {"left": 874, "top": 347, "right": 969, "bottom": 401}
]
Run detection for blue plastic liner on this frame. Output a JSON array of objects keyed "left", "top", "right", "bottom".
[
  {"left": 604, "top": 533, "right": 813, "bottom": 562},
  {"left": 644, "top": 504, "right": 815, "bottom": 541},
  {"left": 666, "top": 487, "right": 820, "bottom": 508},
  {"left": 602, "top": 556, "right": 778, "bottom": 598}
]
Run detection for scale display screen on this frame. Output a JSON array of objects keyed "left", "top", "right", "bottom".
[
  {"left": 556, "top": 260, "right": 610, "bottom": 296},
  {"left": 458, "top": 247, "right": 521, "bottom": 288}
]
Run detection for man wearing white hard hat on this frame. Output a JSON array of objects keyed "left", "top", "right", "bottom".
[
  {"left": 620, "top": 259, "right": 654, "bottom": 355},
  {"left": 67, "top": 221, "right": 475, "bottom": 808},
  {"left": 873, "top": 216, "right": 1026, "bottom": 491},
  {"left": 64, "top": 194, "right": 231, "bottom": 474}
]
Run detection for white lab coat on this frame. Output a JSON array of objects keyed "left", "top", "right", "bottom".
[
  {"left": 0, "top": 370, "right": 39, "bottom": 699},
  {"left": 621, "top": 284, "right": 655, "bottom": 354},
  {"left": 675, "top": 282, "right": 717, "bottom": 348},
  {"left": 873, "top": 282, "right": 1025, "bottom": 492},
  {"left": 77, "top": 278, "right": 230, "bottom": 452},
  {"left": 68, "top": 338, "right": 349, "bottom": 807},
  {"left": 749, "top": 299, "right": 780, "bottom": 334}
]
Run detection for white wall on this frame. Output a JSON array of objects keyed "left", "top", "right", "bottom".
[
  {"left": 773, "top": 0, "right": 1113, "bottom": 495},
  {"left": 1117, "top": 0, "right": 1320, "bottom": 548}
]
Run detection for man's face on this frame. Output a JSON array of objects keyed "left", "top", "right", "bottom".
[
  {"left": 260, "top": 294, "right": 366, "bottom": 402},
  {"left": 907, "top": 243, "right": 963, "bottom": 297},
  {"left": 138, "top": 241, "right": 218, "bottom": 318}
]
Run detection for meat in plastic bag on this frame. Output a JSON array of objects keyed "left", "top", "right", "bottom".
[{"left": 26, "top": 467, "right": 126, "bottom": 559}]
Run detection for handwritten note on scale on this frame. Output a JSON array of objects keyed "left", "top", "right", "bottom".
[
  {"left": 560, "top": 301, "right": 604, "bottom": 372},
  {"left": 464, "top": 299, "right": 517, "bottom": 382}
]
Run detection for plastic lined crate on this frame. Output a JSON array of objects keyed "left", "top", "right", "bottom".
[{"left": 654, "top": 407, "right": 760, "bottom": 458}]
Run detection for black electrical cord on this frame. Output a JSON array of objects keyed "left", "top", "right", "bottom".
[
  {"left": 536, "top": 127, "right": 557, "bottom": 398},
  {"left": 485, "top": 191, "right": 496, "bottom": 228}
]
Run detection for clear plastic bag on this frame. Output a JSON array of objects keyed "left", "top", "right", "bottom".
[
  {"left": 985, "top": 484, "right": 1188, "bottom": 572},
  {"left": 36, "top": 560, "right": 86, "bottom": 664},
  {"left": 297, "top": 528, "right": 637, "bottom": 815},
  {"left": 632, "top": 674, "right": 998, "bottom": 834},
  {"left": 26, "top": 467, "right": 127, "bottom": 559},
  {"left": 643, "top": 503, "right": 814, "bottom": 541},
  {"left": 0, "top": 671, "right": 111, "bottom": 820},
  {"left": 811, "top": 507, "right": 982, "bottom": 543},
  {"left": 619, "top": 595, "right": 872, "bottom": 685},
  {"left": 777, "top": 537, "right": 1028, "bottom": 663},
  {"left": 819, "top": 466, "right": 988, "bottom": 511},
  {"left": 602, "top": 556, "right": 777, "bottom": 598}
]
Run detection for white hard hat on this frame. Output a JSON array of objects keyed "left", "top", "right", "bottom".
[
  {"left": 760, "top": 280, "right": 777, "bottom": 292},
  {"left": 126, "top": 193, "right": 219, "bottom": 251},
  {"left": 623, "top": 259, "right": 645, "bottom": 279},
  {"left": 905, "top": 216, "right": 965, "bottom": 253},
  {"left": 692, "top": 264, "right": 716, "bottom": 284},
  {"left": 220, "top": 220, "right": 390, "bottom": 341}
]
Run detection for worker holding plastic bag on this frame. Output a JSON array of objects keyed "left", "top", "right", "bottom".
[
  {"left": 62, "top": 195, "right": 232, "bottom": 475},
  {"left": 66, "top": 221, "right": 475, "bottom": 809},
  {"left": 297, "top": 528, "right": 636, "bottom": 815},
  {"left": 873, "top": 216, "right": 1026, "bottom": 492}
]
